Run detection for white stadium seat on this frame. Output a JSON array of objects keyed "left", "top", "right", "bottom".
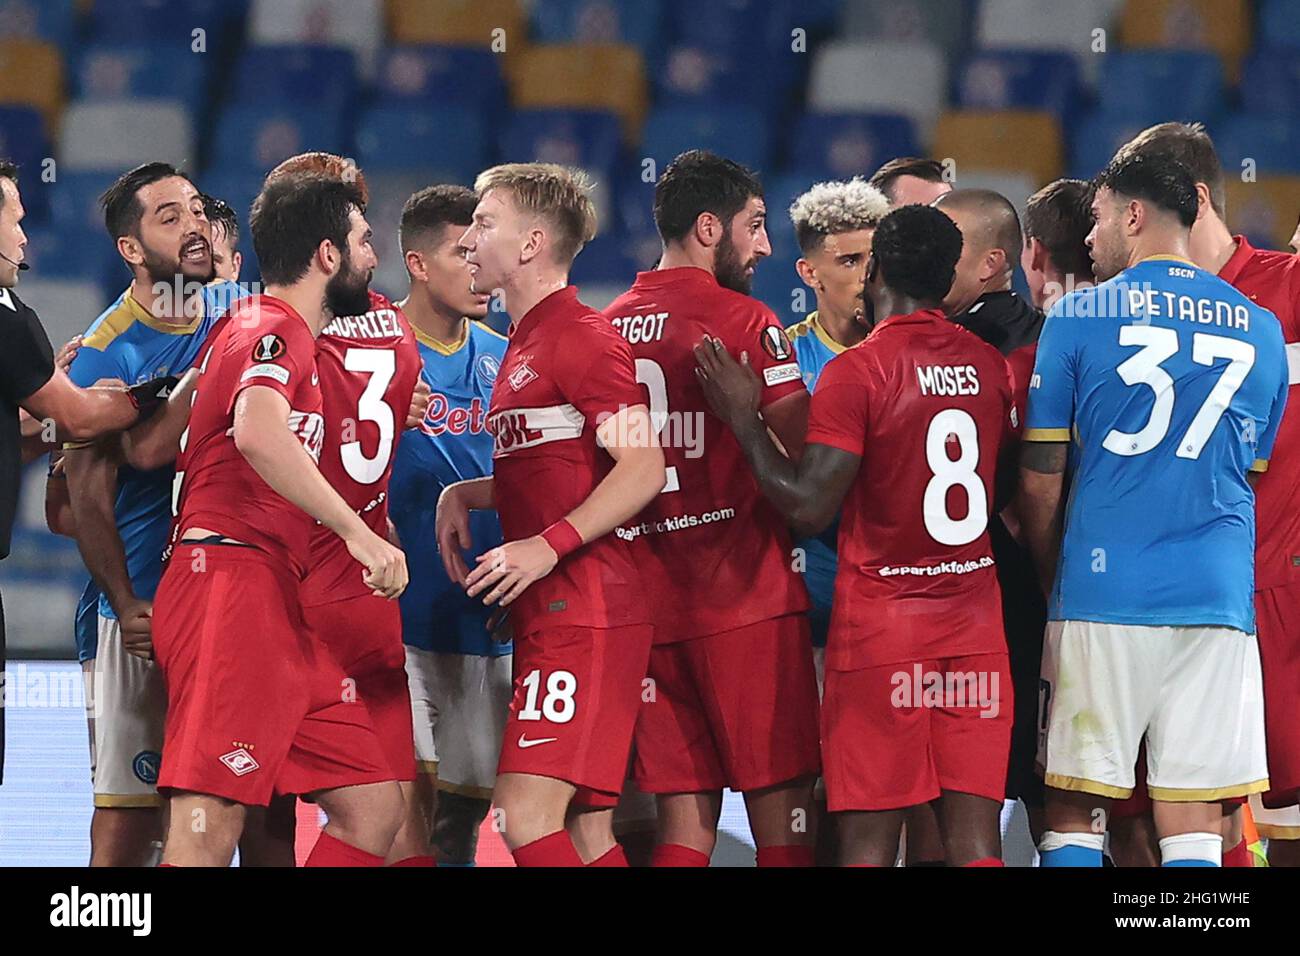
[
  {"left": 807, "top": 39, "right": 947, "bottom": 137},
  {"left": 13, "top": 278, "right": 107, "bottom": 354},
  {"left": 976, "top": 0, "right": 1125, "bottom": 53},
  {"left": 58, "top": 99, "right": 194, "bottom": 173}
]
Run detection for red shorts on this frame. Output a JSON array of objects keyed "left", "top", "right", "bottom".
[
  {"left": 303, "top": 592, "right": 415, "bottom": 782},
  {"left": 497, "top": 623, "right": 652, "bottom": 806},
  {"left": 1111, "top": 744, "right": 1250, "bottom": 819},
  {"left": 1257, "top": 582, "right": 1300, "bottom": 808},
  {"left": 634, "top": 614, "right": 820, "bottom": 794},
  {"left": 153, "top": 544, "right": 394, "bottom": 806},
  {"left": 822, "top": 652, "right": 1012, "bottom": 811}
]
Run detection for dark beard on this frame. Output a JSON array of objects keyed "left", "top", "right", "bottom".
[
  {"left": 141, "top": 246, "right": 214, "bottom": 290},
  {"left": 714, "top": 231, "right": 754, "bottom": 294},
  {"left": 325, "top": 257, "right": 372, "bottom": 318}
]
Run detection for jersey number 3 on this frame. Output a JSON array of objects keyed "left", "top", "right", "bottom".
[{"left": 341, "top": 348, "right": 396, "bottom": 484}]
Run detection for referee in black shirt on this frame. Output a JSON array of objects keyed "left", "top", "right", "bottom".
[{"left": 0, "top": 160, "right": 173, "bottom": 783}]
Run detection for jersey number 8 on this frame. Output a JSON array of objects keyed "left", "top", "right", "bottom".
[{"left": 923, "top": 408, "right": 988, "bottom": 546}]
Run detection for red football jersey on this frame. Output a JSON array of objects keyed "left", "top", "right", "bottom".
[
  {"left": 602, "top": 267, "right": 810, "bottom": 642},
  {"left": 1218, "top": 236, "right": 1300, "bottom": 591},
  {"left": 301, "top": 290, "right": 422, "bottom": 607},
  {"left": 487, "top": 286, "right": 649, "bottom": 637},
  {"left": 171, "top": 295, "right": 324, "bottom": 577},
  {"left": 806, "top": 308, "right": 1015, "bottom": 671}
]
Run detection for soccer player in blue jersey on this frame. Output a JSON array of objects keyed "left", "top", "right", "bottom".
[
  {"left": 1019, "top": 153, "right": 1290, "bottom": 867},
  {"left": 382, "top": 185, "right": 509, "bottom": 866},
  {"left": 62, "top": 163, "right": 232, "bottom": 866}
]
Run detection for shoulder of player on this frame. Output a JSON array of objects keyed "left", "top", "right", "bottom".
[{"left": 80, "top": 291, "right": 139, "bottom": 352}]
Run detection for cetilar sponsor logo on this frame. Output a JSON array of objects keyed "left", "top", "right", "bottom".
[{"left": 50, "top": 886, "right": 151, "bottom": 936}]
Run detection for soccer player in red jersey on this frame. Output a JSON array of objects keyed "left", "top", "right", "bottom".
[
  {"left": 264, "top": 153, "right": 428, "bottom": 865},
  {"left": 602, "top": 150, "right": 820, "bottom": 868},
  {"left": 1109, "top": 122, "right": 1300, "bottom": 868},
  {"left": 696, "top": 204, "right": 1017, "bottom": 866},
  {"left": 436, "top": 163, "right": 665, "bottom": 867},
  {"left": 151, "top": 174, "right": 409, "bottom": 867}
]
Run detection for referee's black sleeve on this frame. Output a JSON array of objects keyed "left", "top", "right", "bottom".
[{"left": 0, "top": 289, "right": 55, "bottom": 405}]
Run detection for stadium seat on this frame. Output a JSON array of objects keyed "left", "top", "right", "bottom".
[
  {"left": 1119, "top": 0, "right": 1251, "bottom": 74},
  {"left": 0, "top": 106, "right": 50, "bottom": 214},
  {"left": 839, "top": 0, "right": 970, "bottom": 58},
  {"left": 976, "top": 0, "right": 1124, "bottom": 53},
  {"left": 507, "top": 44, "right": 648, "bottom": 140},
  {"left": 500, "top": 109, "right": 622, "bottom": 175},
  {"left": 787, "top": 112, "right": 917, "bottom": 181},
  {"left": 656, "top": 45, "right": 778, "bottom": 110},
  {"left": 1225, "top": 175, "right": 1300, "bottom": 252},
  {"left": 1213, "top": 116, "right": 1300, "bottom": 176},
  {"left": 354, "top": 104, "right": 489, "bottom": 183},
  {"left": 249, "top": 0, "right": 384, "bottom": 71},
  {"left": 1240, "top": 50, "right": 1300, "bottom": 116},
  {"left": 1066, "top": 112, "right": 1156, "bottom": 179},
  {"left": 0, "top": 39, "right": 63, "bottom": 128},
  {"left": 955, "top": 50, "right": 1082, "bottom": 118},
  {"left": 950, "top": 168, "right": 1036, "bottom": 217},
  {"left": 932, "top": 110, "right": 1063, "bottom": 187},
  {"left": 74, "top": 45, "right": 211, "bottom": 115},
  {"left": 807, "top": 40, "right": 947, "bottom": 136},
  {"left": 530, "top": 0, "right": 664, "bottom": 52},
  {"left": 58, "top": 100, "right": 195, "bottom": 174},
  {"left": 0, "top": 0, "right": 77, "bottom": 48},
  {"left": 641, "top": 105, "right": 771, "bottom": 174},
  {"left": 211, "top": 104, "right": 347, "bottom": 176},
  {"left": 751, "top": 253, "right": 803, "bottom": 324},
  {"left": 10, "top": 278, "right": 109, "bottom": 347},
  {"left": 361, "top": 170, "right": 431, "bottom": 295},
  {"left": 375, "top": 45, "right": 506, "bottom": 113},
  {"left": 230, "top": 46, "right": 358, "bottom": 111},
  {"left": 664, "top": 0, "right": 810, "bottom": 97},
  {"left": 1094, "top": 50, "right": 1225, "bottom": 124},
  {"left": 89, "top": 0, "right": 246, "bottom": 54},
  {"left": 385, "top": 0, "right": 526, "bottom": 47},
  {"left": 46, "top": 170, "right": 117, "bottom": 233},
  {"left": 569, "top": 231, "right": 639, "bottom": 287},
  {"left": 21, "top": 224, "right": 119, "bottom": 295},
  {"left": 763, "top": 170, "right": 823, "bottom": 260},
  {"left": 1257, "top": 0, "right": 1300, "bottom": 50}
]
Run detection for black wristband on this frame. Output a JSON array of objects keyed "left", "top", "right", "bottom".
[{"left": 127, "top": 375, "right": 180, "bottom": 418}]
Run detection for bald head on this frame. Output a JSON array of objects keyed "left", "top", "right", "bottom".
[{"left": 933, "top": 188, "right": 1022, "bottom": 315}]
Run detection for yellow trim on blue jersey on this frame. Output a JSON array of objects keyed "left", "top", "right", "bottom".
[
  {"left": 788, "top": 311, "right": 848, "bottom": 355},
  {"left": 413, "top": 318, "right": 469, "bottom": 356},
  {"left": 93, "top": 793, "right": 164, "bottom": 809},
  {"left": 1147, "top": 779, "right": 1269, "bottom": 802},
  {"left": 1024, "top": 427, "right": 1072, "bottom": 442},
  {"left": 82, "top": 288, "right": 201, "bottom": 351},
  {"left": 475, "top": 318, "right": 508, "bottom": 341},
  {"left": 1043, "top": 772, "right": 1133, "bottom": 799},
  {"left": 1251, "top": 458, "right": 1269, "bottom": 473},
  {"left": 1138, "top": 254, "right": 1199, "bottom": 268}
]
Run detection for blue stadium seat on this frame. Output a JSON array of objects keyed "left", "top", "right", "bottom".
[
  {"left": 641, "top": 106, "right": 771, "bottom": 175},
  {"left": 751, "top": 255, "right": 802, "bottom": 323},
  {"left": 1095, "top": 51, "right": 1226, "bottom": 125},
  {"left": 655, "top": 45, "right": 778, "bottom": 109},
  {"left": 569, "top": 231, "right": 639, "bottom": 286},
  {"left": 0, "top": 106, "right": 49, "bottom": 217},
  {"left": 46, "top": 171, "right": 116, "bottom": 233},
  {"left": 665, "top": 0, "right": 806, "bottom": 107},
  {"left": 1240, "top": 51, "right": 1300, "bottom": 116},
  {"left": 500, "top": 109, "right": 622, "bottom": 174},
  {"left": 0, "top": 0, "right": 77, "bottom": 47},
  {"left": 374, "top": 45, "right": 506, "bottom": 114},
  {"left": 230, "top": 46, "right": 358, "bottom": 111},
  {"left": 1213, "top": 116, "right": 1300, "bottom": 175},
  {"left": 1256, "top": 0, "right": 1300, "bottom": 50},
  {"left": 954, "top": 50, "right": 1081, "bottom": 117},
  {"left": 530, "top": 0, "right": 664, "bottom": 53},
  {"left": 89, "top": 0, "right": 247, "bottom": 52},
  {"left": 193, "top": 168, "right": 260, "bottom": 277},
  {"left": 1066, "top": 112, "right": 1154, "bottom": 180},
  {"left": 22, "top": 224, "right": 119, "bottom": 292},
  {"left": 788, "top": 112, "right": 917, "bottom": 180},
  {"left": 354, "top": 105, "right": 489, "bottom": 183},
  {"left": 74, "top": 45, "right": 211, "bottom": 114},
  {"left": 763, "top": 171, "right": 822, "bottom": 260},
  {"left": 211, "top": 104, "right": 347, "bottom": 176}
]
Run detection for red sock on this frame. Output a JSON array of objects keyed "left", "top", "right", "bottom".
[
  {"left": 651, "top": 843, "right": 711, "bottom": 867},
  {"left": 1223, "top": 839, "right": 1250, "bottom": 868},
  {"left": 962, "top": 857, "right": 1004, "bottom": 867},
  {"left": 158, "top": 863, "right": 178, "bottom": 867},
  {"left": 389, "top": 855, "right": 436, "bottom": 867},
  {"left": 588, "top": 845, "right": 629, "bottom": 867},
  {"left": 512, "top": 831, "right": 584, "bottom": 867},
  {"left": 756, "top": 845, "right": 815, "bottom": 867},
  {"left": 304, "top": 831, "right": 385, "bottom": 867}
]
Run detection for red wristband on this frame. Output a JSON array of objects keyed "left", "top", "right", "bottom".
[{"left": 540, "top": 519, "right": 583, "bottom": 560}]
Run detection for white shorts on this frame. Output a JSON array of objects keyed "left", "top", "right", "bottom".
[
  {"left": 1250, "top": 794, "right": 1300, "bottom": 841},
  {"left": 82, "top": 614, "right": 166, "bottom": 808},
  {"left": 1037, "top": 620, "right": 1268, "bottom": 802},
  {"left": 405, "top": 646, "right": 512, "bottom": 799}
]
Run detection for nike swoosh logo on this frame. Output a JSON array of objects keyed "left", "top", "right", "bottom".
[{"left": 517, "top": 734, "right": 558, "bottom": 749}]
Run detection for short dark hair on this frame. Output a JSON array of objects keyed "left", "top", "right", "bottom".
[
  {"left": 871, "top": 204, "right": 964, "bottom": 303},
  {"left": 203, "top": 194, "right": 238, "bottom": 248},
  {"left": 868, "top": 157, "right": 947, "bottom": 204},
  {"left": 653, "top": 150, "right": 763, "bottom": 244},
  {"left": 400, "top": 184, "right": 477, "bottom": 255},
  {"left": 1094, "top": 152, "right": 1198, "bottom": 229},
  {"left": 1024, "top": 179, "right": 1094, "bottom": 279},
  {"left": 1114, "top": 121, "right": 1225, "bottom": 219},
  {"left": 0, "top": 160, "right": 17, "bottom": 210},
  {"left": 100, "top": 162, "right": 192, "bottom": 239},
  {"left": 250, "top": 174, "right": 366, "bottom": 287}
]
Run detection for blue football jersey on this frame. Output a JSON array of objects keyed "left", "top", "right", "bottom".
[
  {"left": 389, "top": 319, "right": 510, "bottom": 656},
  {"left": 788, "top": 312, "right": 848, "bottom": 648},
  {"left": 74, "top": 578, "right": 100, "bottom": 663},
  {"left": 1026, "top": 256, "right": 1289, "bottom": 632},
  {"left": 67, "top": 282, "right": 241, "bottom": 621}
]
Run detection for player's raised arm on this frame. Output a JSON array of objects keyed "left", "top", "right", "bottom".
[{"left": 119, "top": 367, "right": 198, "bottom": 472}]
